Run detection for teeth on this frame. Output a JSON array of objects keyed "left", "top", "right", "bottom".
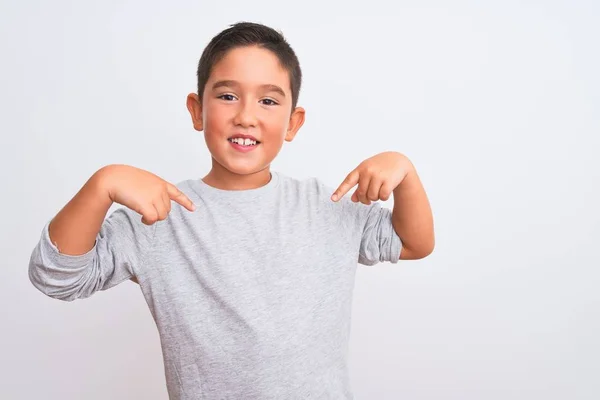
[{"left": 230, "top": 138, "right": 257, "bottom": 146}]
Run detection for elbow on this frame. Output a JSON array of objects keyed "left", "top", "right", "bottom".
[
  {"left": 28, "top": 264, "right": 80, "bottom": 302},
  {"left": 400, "top": 240, "right": 435, "bottom": 260},
  {"left": 420, "top": 244, "right": 435, "bottom": 259},
  {"left": 421, "top": 238, "right": 435, "bottom": 258},
  {"left": 28, "top": 224, "right": 101, "bottom": 302},
  {"left": 28, "top": 250, "right": 94, "bottom": 302}
]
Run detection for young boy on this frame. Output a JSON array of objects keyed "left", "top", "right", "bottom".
[{"left": 29, "top": 22, "right": 434, "bottom": 400}]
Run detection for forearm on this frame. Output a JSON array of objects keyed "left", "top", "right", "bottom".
[
  {"left": 48, "top": 167, "right": 113, "bottom": 256},
  {"left": 392, "top": 167, "right": 434, "bottom": 259}
]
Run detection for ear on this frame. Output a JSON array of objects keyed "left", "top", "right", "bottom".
[
  {"left": 186, "top": 93, "right": 204, "bottom": 132},
  {"left": 284, "top": 107, "right": 306, "bottom": 142}
]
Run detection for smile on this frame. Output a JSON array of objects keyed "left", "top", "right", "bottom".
[
  {"left": 228, "top": 137, "right": 260, "bottom": 153},
  {"left": 228, "top": 137, "right": 259, "bottom": 146}
]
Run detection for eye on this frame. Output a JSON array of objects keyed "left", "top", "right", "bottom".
[
  {"left": 260, "top": 98, "right": 279, "bottom": 106},
  {"left": 218, "top": 94, "right": 236, "bottom": 101}
]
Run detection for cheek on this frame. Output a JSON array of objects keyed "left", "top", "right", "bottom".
[
  {"left": 264, "top": 112, "right": 290, "bottom": 137},
  {"left": 203, "top": 103, "right": 229, "bottom": 134}
]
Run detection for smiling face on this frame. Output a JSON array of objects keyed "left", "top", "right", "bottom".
[{"left": 187, "top": 45, "right": 305, "bottom": 182}]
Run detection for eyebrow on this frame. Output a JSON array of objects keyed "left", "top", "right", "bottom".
[{"left": 211, "top": 80, "right": 286, "bottom": 98}]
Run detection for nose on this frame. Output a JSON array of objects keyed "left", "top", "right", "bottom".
[{"left": 233, "top": 100, "right": 258, "bottom": 128}]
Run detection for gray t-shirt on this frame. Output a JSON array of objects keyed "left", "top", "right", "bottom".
[{"left": 29, "top": 171, "right": 402, "bottom": 399}]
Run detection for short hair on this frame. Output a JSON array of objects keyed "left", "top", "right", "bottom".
[{"left": 196, "top": 22, "right": 302, "bottom": 109}]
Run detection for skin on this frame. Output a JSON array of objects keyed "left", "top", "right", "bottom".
[
  {"left": 187, "top": 45, "right": 434, "bottom": 260},
  {"left": 186, "top": 45, "right": 305, "bottom": 190},
  {"left": 332, "top": 152, "right": 435, "bottom": 260},
  {"left": 48, "top": 165, "right": 195, "bottom": 258},
  {"left": 48, "top": 45, "right": 433, "bottom": 275}
]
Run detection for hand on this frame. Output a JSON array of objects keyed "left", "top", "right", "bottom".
[
  {"left": 97, "top": 164, "right": 196, "bottom": 225},
  {"left": 331, "top": 152, "right": 414, "bottom": 205}
]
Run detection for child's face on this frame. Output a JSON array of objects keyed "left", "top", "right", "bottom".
[{"left": 187, "top": 46, "right": 305, "bottom": 176}]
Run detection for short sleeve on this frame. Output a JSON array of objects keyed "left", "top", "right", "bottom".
[
  {"left": 313, "top": 177, "right": 403, "bottom": 266},
  {"left": 356, "top": 202, "right": 403, "bottom": 266},
  {"left": 29, "top": 206, "right": 155, "bottom": 301}
]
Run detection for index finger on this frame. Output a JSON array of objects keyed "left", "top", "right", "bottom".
[
  {"left": 331, "top": 170, "right": 359, "bottom": 202},
  {"left": 167, "top": 183, "right": 196, "bottom": 212}
]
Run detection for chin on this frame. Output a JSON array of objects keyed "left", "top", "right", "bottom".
[{"left": 220, "top": 159, "right": 270, "bottom": 176}]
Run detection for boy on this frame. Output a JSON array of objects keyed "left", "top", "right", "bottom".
[{"left": 29, "top": 22, "right": 434, "bottom": 399}]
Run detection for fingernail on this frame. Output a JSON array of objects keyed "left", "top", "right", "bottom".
[{"left": 331, "top": 194, "right": 338, "bottom": 201}]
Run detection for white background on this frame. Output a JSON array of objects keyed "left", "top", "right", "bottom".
[{"left": 1, "top": 0, "right": 598, "bottom": 399}]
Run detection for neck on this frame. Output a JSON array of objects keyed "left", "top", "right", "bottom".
[{"left": 202, "top": 160, "right": 272, "bottom": 190}]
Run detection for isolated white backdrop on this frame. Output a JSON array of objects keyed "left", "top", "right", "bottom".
[{"left": 1, "top": 1, "right": 598, "bottom": 399}]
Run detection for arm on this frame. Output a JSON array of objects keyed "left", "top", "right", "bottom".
[
  {"left": 48, "top": 167, "right": 142, "bottom": 284},
  {"left": 332, "top": 151, "right": 435, "bottom": 261},
  {"left": 29, "top": 165, "right": 195, "bottom": 300},
  {"left": 29, "top": 166, "right": 142, "bottom": 300},
  {"left": 391, "top": 166, "right": 435, "bottom": 260},
  {"left": 48, "top": 167, "right": 113, "bottom": 256}
]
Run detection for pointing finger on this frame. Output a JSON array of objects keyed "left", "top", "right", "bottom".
[
  {"left": 331, "top": 170, "right": 360, "bottom": 201},
  {"left": 166, "top": 183, "right": 196, "bottom": 212}
]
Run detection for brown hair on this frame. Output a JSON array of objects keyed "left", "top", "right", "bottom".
[{"left": 196, "top": 22, "right": 302, "bottom": 108}]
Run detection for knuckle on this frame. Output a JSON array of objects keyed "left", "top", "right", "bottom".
[
  {"left": 157, "top": 207, "right": 168, "bottom": 219},
  {"left": 143, "top": 207, "right": 157, "bottom": 220}
]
